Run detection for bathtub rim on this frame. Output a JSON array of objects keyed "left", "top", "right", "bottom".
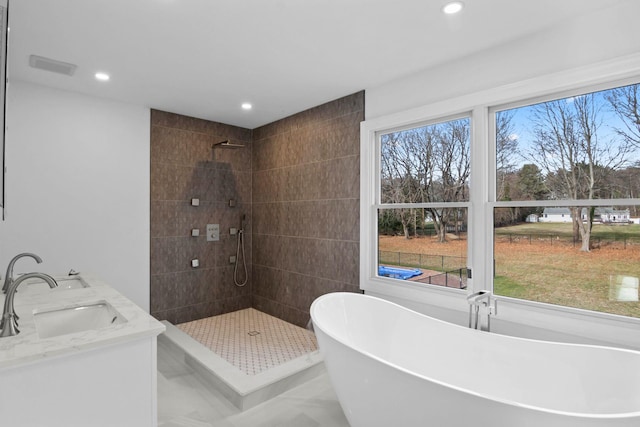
[{"left": 310, "top": 291, "right": 640, "bottom": 420}]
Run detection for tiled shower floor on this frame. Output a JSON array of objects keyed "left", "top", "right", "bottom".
[{"left": 177, "top": 308, "right": 318, "bottom": 376}]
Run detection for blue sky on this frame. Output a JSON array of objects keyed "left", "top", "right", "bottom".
[{"left": 502, "top": 86, "right": 640, "bottom": 169}]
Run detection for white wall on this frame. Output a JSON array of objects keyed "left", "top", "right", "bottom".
[
  {"left": 0, "top": 82, "right": 150, "bottom": 310},
  {"left": 366, "top": 1, "right": 640, "bottom": 119}
]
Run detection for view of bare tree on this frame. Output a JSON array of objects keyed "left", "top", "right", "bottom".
[
  {"left": 496, "top": 110, "right": 519, "bottom": 200},
  {"left": 380, "top": 83, "right": 640, "bottom": 254},
  {"left": 380, "top": 118, "right": 470, "bottom": 242},
  {"left": 528, "top": 92, "right": 632, "bottom": 251},
  {"left": 607, "top": 84, "right": 640, "bottom": 147}
]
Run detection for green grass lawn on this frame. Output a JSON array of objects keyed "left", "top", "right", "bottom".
[
  {"left": 380, "top": 223, "right": 640, "bottom": 318},
  {"left": 494, "top": 222, "right": 640, "bottom": 318}
]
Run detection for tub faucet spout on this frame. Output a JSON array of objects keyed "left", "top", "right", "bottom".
[
  {"left": 467, "top": 290, "right": 491, "bottom": 305},
  {"left": 467, "top": 290, "right": 497, "bottom": 331}
]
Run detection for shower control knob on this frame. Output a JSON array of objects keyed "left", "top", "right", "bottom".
[{"left": 206, "top": 224, "right": 220, "bottom": 241}]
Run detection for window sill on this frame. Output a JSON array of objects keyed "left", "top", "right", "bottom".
[{"left": 363, "top": 278, "right": 640, "bottom": 351}]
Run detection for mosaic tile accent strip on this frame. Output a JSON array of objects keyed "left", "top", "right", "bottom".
[{"left": 177, "top": 308, "right": 318, "bottom": 376}]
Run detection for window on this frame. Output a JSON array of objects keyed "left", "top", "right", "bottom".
[
  {"left": 492, "top": 83, "right": 640, "bottom": 318},
  {"left": 376, "top": 117, "right": 470, "bottom": 291},
  {"left": 361, "top": 57, "right": 640, "bottom": 340}
]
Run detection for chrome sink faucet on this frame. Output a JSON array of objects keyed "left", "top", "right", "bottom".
[
  {"left": 0, "top": 273, "right": 58, "bottom": 337},
  {"left": 2, "top": 253, "right": 43, "bottom": 293}
]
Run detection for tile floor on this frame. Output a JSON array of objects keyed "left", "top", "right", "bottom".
[{"left": 157, "top": 328, "right": 351, "bottom": 427}]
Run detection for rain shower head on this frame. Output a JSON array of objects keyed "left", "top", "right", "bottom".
[{"left": 213, "top": 140, "right": 245, "bottom": 149}]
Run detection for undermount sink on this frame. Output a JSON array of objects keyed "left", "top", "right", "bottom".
[
  {"left": 33, "top": 301, "right": 126, "bottom": 339},
  {"left": 24, "top": 276, "right": 89, "bottom": 292}
]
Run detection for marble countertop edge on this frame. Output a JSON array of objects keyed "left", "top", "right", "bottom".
[{"left": 0, "top": 273, "right": 165, "bottom": 370}]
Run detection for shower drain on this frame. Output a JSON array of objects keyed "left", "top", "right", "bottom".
[{"left": 247, "top": 330, "right": 260, "bottom": 336}]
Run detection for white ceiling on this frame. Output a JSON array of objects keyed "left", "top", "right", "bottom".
[{"left": 7, "top": 0, "right": 628, "bottom": 129}]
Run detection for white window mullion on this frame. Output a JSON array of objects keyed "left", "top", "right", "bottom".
[{"left": 468, "top": 106, "right": 491, "bottom": 294}]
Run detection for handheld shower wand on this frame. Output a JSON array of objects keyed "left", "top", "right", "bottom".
[{"left": 234, "top": 214, "right": 248, "bottom": 287}]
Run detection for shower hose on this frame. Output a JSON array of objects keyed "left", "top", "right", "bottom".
[{"left": 234, "top": 229, "right": 248, "bottom": 287}]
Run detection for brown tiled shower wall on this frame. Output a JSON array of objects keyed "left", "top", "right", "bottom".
[
  {"left": 252, "top": 92, "right": 363, "bottom": 327},
  {"left": 150, "top": 111, "right": 253, "bottom": 323},
  {"left": 151, "top": 91, "right": 363, "bottom": 326}
]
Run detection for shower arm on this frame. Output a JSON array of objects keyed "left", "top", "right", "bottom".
[{"left": 212, "top": 140, "right": 245, "bottom": 149}]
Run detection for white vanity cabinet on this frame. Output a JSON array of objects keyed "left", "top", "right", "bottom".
[{"left": 0, "top": 274, "right": 165, "bottom": 426}]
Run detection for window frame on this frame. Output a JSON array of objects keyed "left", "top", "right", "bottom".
[
  {"left": 360, "top": 53, "right": 640, "bottom": 349},
  {"left": 375, "top": 113, "right": 473, "bottom": 294}
]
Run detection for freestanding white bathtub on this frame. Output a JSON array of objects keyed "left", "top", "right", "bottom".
[{"left": 310, "top": 292, "right": 640, "bottom": 427}]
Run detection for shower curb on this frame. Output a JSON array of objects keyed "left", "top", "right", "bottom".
[{"left": 159, "top": 320, "right": 325, "bottom": 410}]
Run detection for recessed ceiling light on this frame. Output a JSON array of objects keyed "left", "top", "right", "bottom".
[
  {"left": 95, "top": 72, "right": 110, "bottom": 82},
  {"left": 442, "top": 1, "right": 464, "bottom": 14},
  {"left": 241, "top": 103, "right": 252, "bottom": 110}
]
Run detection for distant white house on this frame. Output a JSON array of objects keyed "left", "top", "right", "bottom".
[
  {"left": 539, "top": 207, "right": 631, "bottom": 224},
  {"left": 598, "top": 207, "right": 631, "bottom": 224},
  {"left": 526, "top": 213, "right": 539, "bottom": 223},
  {"left": 539, "top": 208, "right": 572, "bottom": 223}
]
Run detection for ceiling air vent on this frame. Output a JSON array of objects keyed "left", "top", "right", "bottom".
[{"left": 28, "top": 55, "right": 77, "bottom": 76}]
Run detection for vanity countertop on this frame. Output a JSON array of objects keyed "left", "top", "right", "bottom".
[{"left": 0, "top": 273, "right": 165, "bottom": 370}]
